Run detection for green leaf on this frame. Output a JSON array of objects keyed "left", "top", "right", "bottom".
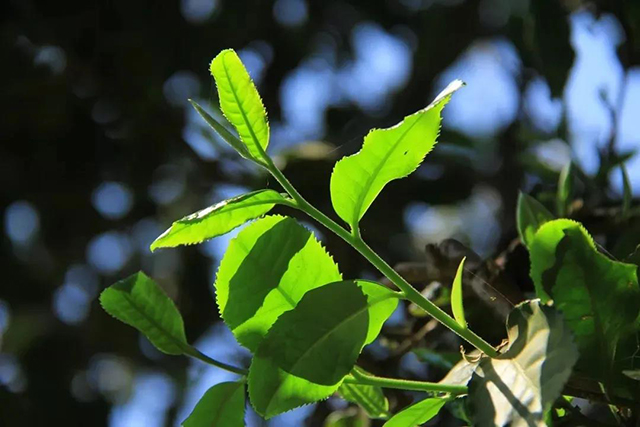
[
  {"left": 556, "top": 162, "right": 573, "bottom": 217},
  {"left": 529, "top": 219, "right": 640, "bottom": 380},
  {"left": 516, "top": 192, "right": 554, "bottom": 248},
  {"left": 621, "top": 164, "right": 632, "bottom": 220},
  {"left": 210, "top": 49, "right": 269, "bottom": 162},
  {"left": 189, "top": 100, "right": 253, "bottom": 161},
  {"left": 339, "top": 370, "right": 390, "bottom": 419},
  {"left": 182, "top": 381, "right": 245, "bottom": 427},
  {"left": 451, "top": 256, "right": 467, "bottom": 328},
  {"left": 382, "top": 397, "right": 448, "bottom": 427},
  {"left": 329, "top": 80, "right": 462, "bottom": 229},
  {"left": 248, "top": 280, "right": 399, "bottom": 418},
  {"left": 324, "top": 409, "right": 370, "bottom": 427},
  {"left": 468, "top": 300, "right": 578, "bottom": 427},
  {"left": 215, "top": 215, "right": 342, "bottom": 352},
  {"left": 99, "top": 272, "right": 187, "bottom": 355},
  {"left": 151, "top": 190, "right": 290, "bottom": 251}
]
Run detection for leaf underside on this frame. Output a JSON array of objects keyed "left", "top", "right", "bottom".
[
  {"left": 248, "top": 280, "right": 398, "bottom": 418},
  {"left": 182, "top": 381, "right": 245, "bottom": 427},
  {"left": 99, "top": 272, "right": 187, "bottom": 355},
  {"left": 151, "top": 190, "right": 289, "bottom": 251},
  {"left": 468, "top": 300, "right": 578, "bottom": 427},
  {"left": 329, "top": 80, "right": 462, "bottom": 229}
]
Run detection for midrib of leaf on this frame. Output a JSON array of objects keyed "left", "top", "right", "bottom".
[
  {"left": 211, "top": 382, "right": 242, "bottom": 426},
  {"left": 119, "top": 292, "right": 187, "bottom": 353},
  {"left": 349, "top": 113, "right": 426, "bottom": 226},
  {"left": 177, "top": 196, "right": 282, "bottom": 226},
  {"left": 263, "top": 291, "right": 395, "bottom": 411},
  {"left": 221, "top": 54, "right": 266, "bottom": 159}
]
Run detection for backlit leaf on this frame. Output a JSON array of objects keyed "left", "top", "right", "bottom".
[
  {"left": 100, "top": 272, "right": 188, "bottom": 355},
  {"left": 151, "top": 190, "right": 290, "bottom": 251},
  {"left": 451, "top": 257, "right": 467, "bottom": 328},
  {"left": 339, "top": 369, "right": 390, "bottom": 419},
  {"left": 516, "top": 192, "right": 554, "bottom": 248},
  {"left": 189, "top": 100, "right": 252, "bottom": 161},
  {"left": 210, "top": 49, "right": 269, "bottom": 162},
  {"left": 529, "top": 219, "right": 640, "bottom": 380},
  {"left": 330, "top": 80, "right": 462, "bottom": 229},
  {"left": 468, "top": 301, "right": 578, "bottom": 427},
  {"left": 215, "top": 215, "right": 342, "bottom": 352},
  {"left": 382, "top": 397, "right": 448, "bottom": 427},
  {"left": 248, "top": 280, "right": 399, "bottom": 418},
  {"left": 182, "top": 381, "right": 245, "bottom": 427}
]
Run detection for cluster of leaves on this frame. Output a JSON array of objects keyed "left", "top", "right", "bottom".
[{"left": 100, "top": 49, "right": 640, "bottom": 426}]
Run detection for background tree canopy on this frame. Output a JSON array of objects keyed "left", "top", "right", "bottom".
[{"left": 2, "top": 0, "right": 640, "bottom": 426}]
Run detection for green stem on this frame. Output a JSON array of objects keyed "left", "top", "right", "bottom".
[
  {"left": 266, "top": 159, "right": 499, "bottom": 358},
  {"left": 183, "top": 346, "right": 248, "bottom": 376},
  {"left": 346, "top": 367, "right": 467, "bottom": 395}
]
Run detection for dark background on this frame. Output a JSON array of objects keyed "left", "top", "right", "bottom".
[{"left": 2, "top": 0, "right": 640, "bottom": 426}]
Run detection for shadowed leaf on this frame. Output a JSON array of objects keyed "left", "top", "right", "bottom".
[
  {"left": 468, "top": 301, "right": 578, "bottom": 427},
  {"left": 529, "top": 219, "right": 640, "bottom": 380},
  {"left": 248, "top": 281, "right": 398, "bottom": 418},
  {"left": 516, "top": 192, "right": 554, "bottom": 248},
  {"left": 215, "top": 215, "right": 342, "bottom": 352},
  {"left": 100, "top": 272, "right": 188, "bottom": 355},
  {"left": 182, "top": 381, "right": 245, "bottom": 427}
]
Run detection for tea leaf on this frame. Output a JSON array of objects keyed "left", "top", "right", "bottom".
[
  {"left": 189, "top": 100, "right": 252, "bottom": 160},
  {"left": 529, "top": 219, "right": 640, "bottom": 380},
  {"left": 382, "top": 397, "right": 448, "bottom": 427},
  {"left": 339, "top": 369, "right": 390, "bottom": 419},
  {"left": 330, "top": 81, "right": 461, "bottom": 229},
  {"left": 215, "top": 215, "right": 342, "bottom": 352},
  {"left": 451, "top": 257, "right": 467, "bottom": 328},
  {"left": 182, "top": 381, "right": 245, "bottom": 427},
  {"left": 151, "top": 190, "right": 290, "bottom": 251},
  {"left": 248, "top": 280, "right": 398, "bottom": 418},
  {"left": 622, "top": 164, "right": 632, "bottom": 220},
  {"left": 516, "top": 192, "right": 554, "bottom": 248},
  {"left": 468, "top": 301, "right": 578, "bottom": 427},
  {"left": 100, "top": 272, "right": 188, "bottom": 355},
  {"left": 210, "top": 49, "right": 269, "bottom": 162}
]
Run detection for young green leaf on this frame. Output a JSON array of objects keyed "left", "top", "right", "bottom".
[
  {"left": 621, "top": 163, "right": 632, "bottom": 220},
  {"left": 468, "top": 301, "right": 578, "bottom": 427},
  {"left": 324, "top": 409, "right": 369, "bottom": 427},
  {"left": 339, "top": 369, "right": 390, "bottom": 419},
  {"left": 382, "top": 397, "right": 448, "bottom": 427},
  {"left": 516, "top": 192, "right": 554, "bottom": 248},
  {"left": 182, "top": 381, "right": 245, "bottom": 427},
  {"left": 330, "top": 80, "right": 462, "bottom": 230},
  {"left": 556, "top": 162, "right": 573, "bottom": 217},
  {"left": 151, "top": 190, "right": 290, "bottom": 251},
  {"left": 189, "top": 100, "right": 253, "bottom": 161},
  {"left": 451, "top": 256, "right": 467, "bottom": 328},
  {"left": 99, "top": 272, "right": 188, "bottom": 355},
  {"left": 210, "top": 49, "right": 269, "bottom": 162},
  {"left": 215, "top": 215, "right": 342, "bottom": 352},
  {"left": 248, "top": 280, "right": 399, "bottom": 418},
  {"left": 529, "top": 219, "right": 640, "bottom": 381}
]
